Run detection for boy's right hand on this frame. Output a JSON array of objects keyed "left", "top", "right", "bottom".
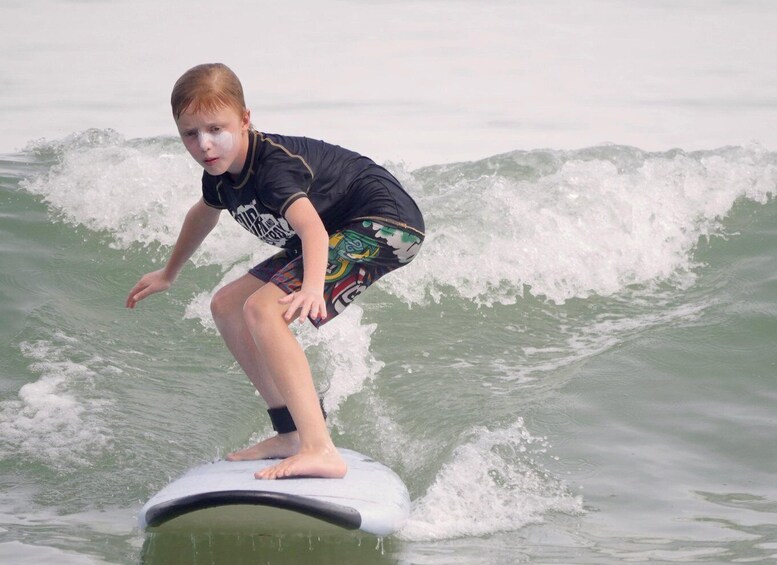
[{"left": 126, "top": 269, "right": 173, "bottom": 309}]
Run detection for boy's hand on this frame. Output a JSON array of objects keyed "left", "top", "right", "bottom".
[
  {"left": 278, "top": 288, "right": 327, "bottom": 324},
  {"left": 126, "top": 269, "right": 173, "bottom": 309}
]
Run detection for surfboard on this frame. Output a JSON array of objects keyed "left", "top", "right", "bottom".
[{"left": 138, "top": 448, "right": 410, "bottom": 537}]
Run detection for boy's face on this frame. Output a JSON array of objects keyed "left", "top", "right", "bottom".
[{"left": 176, "top": 105, "right": 251, "bottom": 177}]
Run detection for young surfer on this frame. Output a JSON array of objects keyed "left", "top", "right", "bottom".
[{"left": 126, "top": 63, "right": 424, "bottom": 479}]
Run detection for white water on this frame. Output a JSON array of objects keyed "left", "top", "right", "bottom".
[{"left": 22, "top": 134, "right": 777, "bottom": 309}]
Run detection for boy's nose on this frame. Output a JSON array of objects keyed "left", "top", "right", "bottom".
[{"left": 197, "top": 131, "right": 212, "bottom": 151}]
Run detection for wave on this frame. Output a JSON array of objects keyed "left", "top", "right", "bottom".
[
  {"left": 389, "top": 144, "right": 776, "bottom": 305},
  {"left": 10, "top": 130, "right": 777, "bottom": 539},
  {"left": 16, "top": 130, "right": 777, "bottom": 401},
  {"left": 400, "top": 419, "right": 583, "bottom": 540},
  {"left": 19, "top": 131, "right": 777, "bottom": 308},
  {"left": 0, "top": 331, "right": 117, "bottom": 468}
]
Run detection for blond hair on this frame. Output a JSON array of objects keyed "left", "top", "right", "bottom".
[{"left": 171, "top": 63, "right": 247, "bottom": 120}]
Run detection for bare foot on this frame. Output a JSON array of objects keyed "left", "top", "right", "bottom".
[
  {"left": 255, "top": 447, "right": 347, "bottom": 479},
  {"left": 226, "top": 433, "right": 300, "bottom": 461}
]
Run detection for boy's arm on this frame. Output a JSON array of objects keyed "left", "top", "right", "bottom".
[
  {"left": 280, "top": 197, "right": 329, "bottom": 323},
  {"left": 162, "top": 198, "right": 222, "bottom": 281},
  {"left": 126, "top": 198, "right": 221, "bottom": 308}
]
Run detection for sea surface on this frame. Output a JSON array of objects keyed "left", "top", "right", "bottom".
[{"left": 2, "top": 1, "right": 777, "bottom": 564}]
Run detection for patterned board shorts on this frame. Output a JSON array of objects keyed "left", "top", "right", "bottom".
[{"left": 249, "top": 219, "right": 424, "bottom": 327}]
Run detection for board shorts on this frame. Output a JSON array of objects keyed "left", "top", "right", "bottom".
[{"left": 249, "top": 219, "right": 424, "bottom": 327}]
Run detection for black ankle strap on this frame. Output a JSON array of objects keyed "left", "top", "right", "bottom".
[
  {"left": 267, "top": 399, "right": 327, "bottom": 434},
  {"left": 267, "top": 406, "right": 297, "bottom": 434}
]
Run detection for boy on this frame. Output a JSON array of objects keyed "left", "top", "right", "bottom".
[{"left": 126, "top": 63, "right": 424, "bottom": 479}]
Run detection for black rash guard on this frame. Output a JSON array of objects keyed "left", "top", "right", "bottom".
[{"left": 201, "top": 130, "right": 425, "bottom": 249}]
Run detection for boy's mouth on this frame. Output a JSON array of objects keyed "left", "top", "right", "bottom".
[{"left": 203, "top": 157, "right": 219, "bottom": 165}]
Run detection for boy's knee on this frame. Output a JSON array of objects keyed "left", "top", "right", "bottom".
[
  {"left": 210, "top": 286, "right": 238, "bottom": 320},
  {"left": 242, "top": 290, "right": 272, "bottom": 326}
]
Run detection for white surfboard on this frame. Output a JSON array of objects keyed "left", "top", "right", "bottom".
[{"left": 138, "top": 448, "right": 410, "bottom": 537}]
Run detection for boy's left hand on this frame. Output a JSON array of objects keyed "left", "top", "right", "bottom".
[{"left": 279, "top": 288, "right": 328, "bottom": 324}]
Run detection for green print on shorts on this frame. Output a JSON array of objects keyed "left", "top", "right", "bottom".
[
  {"left": 326, "top": 228, "right": 382, "bottom": 282},
  {"left": 364, "top": 221, "right": 422, "bottom": 264}
]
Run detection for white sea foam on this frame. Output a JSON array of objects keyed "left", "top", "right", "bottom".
[
  {"left": 21, "top": 130, "right": 261, "bottom": 267},
  {"left": 295, "top": 306, "right": 385, "bottom": 415},
  {"left": 400, "top": 419, "right": 583, "bottom": 540},
  {"left": 389, "top": 145, "right": 777, "bottom": 306},
  {"left": 21, "top": 133, "right": 777, "bottom": 308},
  {"left": 0, "top": 336, "right": 114, "bottom": 467}
]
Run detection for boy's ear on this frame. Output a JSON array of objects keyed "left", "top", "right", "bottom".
[{"left": 242, "top": 109, "right": 251, "bottom": 131}]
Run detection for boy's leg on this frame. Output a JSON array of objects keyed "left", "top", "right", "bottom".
[
  {"left": 209, "top": 273, "right": 302, "bottom": 460},
  {"left": 211, "top": 274, "right": 283, "bottom": 403},
  {"left": 242, "top": 282, "right": 347, "bottom": 479},
  {"left": 225, "top": 221, "right": 422, "bottom": 477}
]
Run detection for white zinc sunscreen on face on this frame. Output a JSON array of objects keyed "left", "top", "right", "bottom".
[{"left": 198, "top": 130, "right": 234, "bottom": 152}]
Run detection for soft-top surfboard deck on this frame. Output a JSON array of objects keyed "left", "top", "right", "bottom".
[{"left": 138, "top": 448, "right": 409, "bottom": 536}]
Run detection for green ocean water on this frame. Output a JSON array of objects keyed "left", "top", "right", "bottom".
[{"left": 0, "top": 134, "right": 775, "bottom": 564}]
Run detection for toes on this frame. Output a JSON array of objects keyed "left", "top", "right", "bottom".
[
  {"left": 255, "top": 460, "right": 292, "bottom": 480},
  {"left": 255, "top": 465, "right": 279, "bottom": 480}
]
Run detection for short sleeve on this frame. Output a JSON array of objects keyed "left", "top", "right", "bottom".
[
  {"left": 257, "top": 143, "right": 314, "bottom": 217},
  {"left": 201, "top": 172, "right": 226, "bottom": 209}
]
